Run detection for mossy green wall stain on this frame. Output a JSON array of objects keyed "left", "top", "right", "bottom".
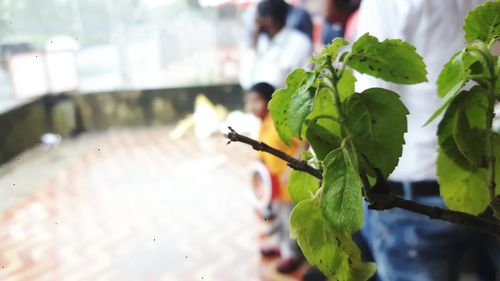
[
  {"left": 151, "top": 98, "right": 176, "bottom": 125},
  {"left": 52, "top": 101, "right": 76, "bottom": 136},
  {"left": 0, "top": 84, "right": 243, "bottom": 165},
  {"left": 0, "top": 102, "right": 47, "bottom": 163}
]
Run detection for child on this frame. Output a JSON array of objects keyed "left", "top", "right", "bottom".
[{"left": 245, "top": 82, "right": 303, "bottom": 273}]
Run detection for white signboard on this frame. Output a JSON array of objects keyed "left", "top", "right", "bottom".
[
  {"left": 9, "top": 52, "right": 49, "bottom": 98},
  {"left": 9, "top": 51, "right": 79, "bottom": 98},
  {"left": 46, "top": 52, "right": 79, "bottom": 93}
]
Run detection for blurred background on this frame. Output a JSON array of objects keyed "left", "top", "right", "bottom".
[
  {"left": 0, "top": 0, "right": 337, "bottom": 280},
  {"left": 0, "top": 0, "right": 244, "bottom": 102},
  {"left": 1, "top": 0, "right": 499, "bottom": 280}
]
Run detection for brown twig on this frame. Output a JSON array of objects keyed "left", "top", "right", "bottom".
[
  {"left": 225, "top": 127, "right": 322, "bottom": 179},
  {"left": 225, "top": 127, "right": 500, "bottom": 238},
  {"left": 390, "top": 197, "right": 500, "bottom": 237}
]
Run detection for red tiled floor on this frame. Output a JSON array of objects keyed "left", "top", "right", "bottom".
[{"left": 0, "top": 128, "right": 308, "bottom": 281}]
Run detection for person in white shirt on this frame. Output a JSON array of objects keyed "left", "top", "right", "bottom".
[
  {"left": 239, "top": 0, "right": 312, "bottom": 90},
  {"left": 241, "top": 0, "right": 313, "bottom": 46},
  {"left": 354, "top": 1, "right": 499, "bottom": 280},
  {"left": 239, "top": 0, "right": 313, "bottom": 275}
]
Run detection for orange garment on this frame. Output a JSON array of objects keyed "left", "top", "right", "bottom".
[{"left": 258, "top": 114, "right": 300, "bottom": 202}]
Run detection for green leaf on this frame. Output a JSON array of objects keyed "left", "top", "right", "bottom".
[
  {"left": 424, "top": 52, "right": 468, "bottom": 125},
  {"left": 269, "top": 69, "right": 312, "bottom": 144},
  {"left": 306, "top": 121, "right": 341, "bottom": 160},
  {"left": 463, "top": 0, "right": 500, "bottom": 43},
  {"left": 287, "top": 71, "right": 317, "bottom": 138},
  {"left": 311, "top": 37, "right": 349, "bottom": 65},
  {"left": 453, "top": 87, "right": 489, "bottom": 167},
  {"left": 320, "top": 148, "right": 364, "bottom": 233},
  {"left": 343, "top": 88, "right": 409, "bottom": 177},
  {"left": 425, "top": 43, "right": 488, "bottom": 125},
  {"left": 465, "top": 44, "right": 491, "bottom": 88},
  {"left": 438, "top": 51, "right": 469, "bottom": 99},
  {"left": 436, "top": 91, "right": 472, "bottom": 169},
  {"left": 301, "top": 150, "right": 315, "bottom": 161},
  {"left": 437, "top": 87, "right": 490, "bottom": 168},
  {"left": 268, "top": 88, "right": 292, "bottom": 144},
  {"left": 496, "top": 57, "right": 500, "bottom": 97},
  {"left": 290, "top": 199, "right": 376, "bottom": 281},
  {"left": 337, "top": 68, "right": 356, "bottom": 101},
  {"left": 305, "top": 87, "right": 342, "bottom": 160},
  {"left": 438, "top": 133, "right": 500, "bottom": 216},
  {"left": 346, "top": 33, "right": 427, "bottom": 84},
  {"left": 437, "top": 147, "right": 489, "bottom": 215},
  {"left": 288, "top": 170, "right": 319, "bottom": 204},
  {"left": 339, "top": 51, "right": 349, "bottom": 62}
]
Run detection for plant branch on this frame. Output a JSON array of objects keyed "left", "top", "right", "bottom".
[
  {"left": 387, "top": 196, "right": 500, "bottom": 238},
  {"left": 224, "top": 128, "right": 500, "bottom": 238},
  {"left": 225, "top": 127, "right": 322, "bottom": 179},
  {"left": 485, "top": 59, "right": 500, "bottom": 218},
  {"left": 325, "top": 59, "right": 346, "bottom": 122}
]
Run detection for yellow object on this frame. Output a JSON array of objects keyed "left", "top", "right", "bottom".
[
  {"left": 195, "top": 94, "right": 228, "bottom": 118},
  {"left": 192, "top": 94, "right": 228, "bottom": 139},
  {"left": 258, "top": 114, "right": 299, "bottom": 202}
]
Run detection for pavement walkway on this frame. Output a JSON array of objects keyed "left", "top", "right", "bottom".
[{"left": 0, "top": 128, "right": 309, "bottom": 281}]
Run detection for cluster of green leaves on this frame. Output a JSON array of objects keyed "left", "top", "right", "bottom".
[
  {"left": 266, "top": 2, "right": 499, "bottom": 280},
  {"left": 269, "top": 33, "right": 427, "bottom": 280},
  {"left": 428, "top": 1, "right": 500, "bottom": 216}
]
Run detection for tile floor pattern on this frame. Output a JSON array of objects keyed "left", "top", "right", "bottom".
[{"left": 0, "top": 128, "right": 309, "bottom": 281}]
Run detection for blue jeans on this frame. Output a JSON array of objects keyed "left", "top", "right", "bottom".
[{"left": 362, "top": 190, "right": 499, "bottom": 281}]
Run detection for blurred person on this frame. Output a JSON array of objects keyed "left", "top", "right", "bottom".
[
  {"left": 245, "top": 82, "right": 304, "bottom": 273},
  {"left": 321, "top": 0, "right": 359, "bottom": 44},
  {"left": 354, "top": 1, "right": 499, "bottom": 280},
  {"left": 239, "top": 0, "right": 312, "bottom": 90},
  {"left": 342, "top": 9, "right": 359, "bottom": 41},
  {"left": 242, "top": 0, "right": 313, "bottom": 46}
]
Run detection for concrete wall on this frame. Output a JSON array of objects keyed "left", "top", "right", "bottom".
[
  {"left": 0, "top": 100, "right": 47, "bottom": 164},
  {"left": 0, "top": 84, "right": 243, "bottom": 165}
]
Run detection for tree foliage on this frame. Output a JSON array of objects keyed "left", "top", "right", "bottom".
[{"left": 266, "top": 1, "right": 500, "bottom": 279}]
